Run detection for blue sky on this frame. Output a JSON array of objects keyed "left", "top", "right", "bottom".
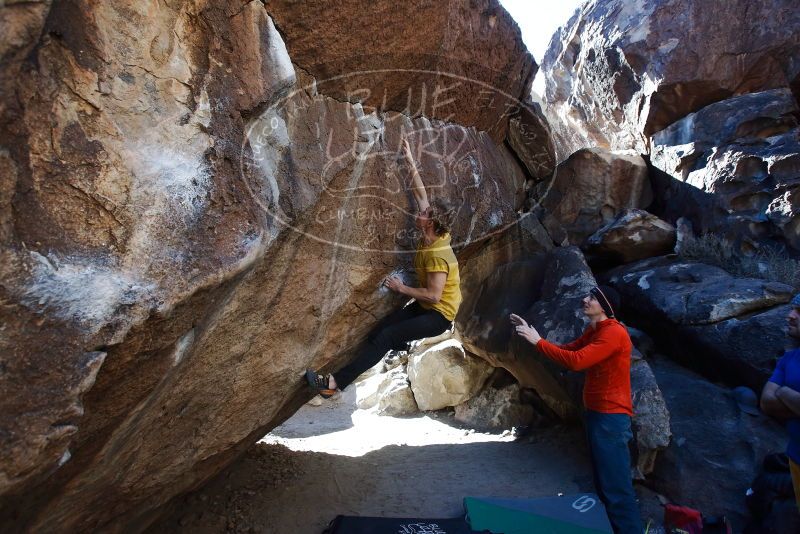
[{"left": 499, "top": 0, "right": 585, "bottom": 62}]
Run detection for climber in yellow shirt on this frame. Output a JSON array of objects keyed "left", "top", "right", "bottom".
[{"left": 307, "top": 137, "right": 462, "bottom": 396}]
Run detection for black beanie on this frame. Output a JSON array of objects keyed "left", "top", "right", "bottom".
[{"left": 590, "top": 285, "right": 621, "bottom": 318}]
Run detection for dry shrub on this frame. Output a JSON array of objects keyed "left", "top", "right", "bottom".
[{"left": 679, "top": 233, "right": 800, "bottom": 290}]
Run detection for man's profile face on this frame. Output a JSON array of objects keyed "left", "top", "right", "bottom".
[
  {"left": 582, "top": 293, "right": 604, "bottom": 317},
  {"left": 788, "top": 306, "right": 800, "bottom": 339}
]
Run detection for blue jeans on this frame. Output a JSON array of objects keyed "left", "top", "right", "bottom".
[{"left": 585, "top": 410, "right": 643, "bottom": 534}]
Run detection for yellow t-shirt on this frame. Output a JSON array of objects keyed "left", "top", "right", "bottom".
[{"left": 414, "top": 233, "right": 462, "bottom": 321}]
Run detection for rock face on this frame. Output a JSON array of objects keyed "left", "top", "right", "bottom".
[
  {"left": 459, "top": 246, "right": 603, "bottom": 417},
  {"left": 266, "top": 0, "right": 536, "bottom": 143},
  {"left": 584, "top": 209, "right": 676, "bottom": 264},
  {"left": 648, "top": 356, "right": 786, "bottom": 528},
  {"left": 541, "top": 0, "right": 800, "bottom": 156},
  {"left": 458, "top": 253, "right": 577, "bottom": 418},
  {"left": 538, "top": 149, "right": 652, "bottom": 245},
  {"left": 630, "top": 352, "right": 671, "bottom": 478},
  {"left": 355, "top": 363, "right": 417, "bottom": 415},
  {"left": 375, "top": 367, "right": 419, "bottom": 417},
  {"left": 0, "top": 1, "right": 537, "bottom": 531},
  {"left": 650, "top": 89, "right": 800, "bottom": 251},
  {"left": 507, "top": 100, "right": 558, "bottom": 180},
  {"left": 454, "top": 382, "right": 534, "bottom": 431},
  {"left": 606, "top": 258, "right": 795, "bottom": 390},
  {"left": 407, "top": 339, "right": 493, "bottom": 412}
]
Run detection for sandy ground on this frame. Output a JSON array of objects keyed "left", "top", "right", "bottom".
[{"left": 149, "top": 385, "right": 663, "bottom": 534}]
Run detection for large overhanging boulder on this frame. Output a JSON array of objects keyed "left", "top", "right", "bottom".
[
  {"left": 541, "top": 0, "right": 800, "bottom": 156},
  {"left": 0, "top": 1, "right": 536, "bottom": 531},
  {"left": 266, "top": 0, "right": 537, "bottom": 143}
]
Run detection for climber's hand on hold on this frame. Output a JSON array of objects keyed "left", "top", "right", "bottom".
[
  {"left": 402, "top": 137, "right": 414, "bottom": 159},
  {"left": 511, "top": 314, "right": 541, "bottom": 345},
  {"left": 509, "top": 313, "right": 528, "bottom": 327},
  {"left": 384, "top": 275, "right": 405, "bottom": 294}
]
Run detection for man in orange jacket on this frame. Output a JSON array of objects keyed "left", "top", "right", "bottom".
[{"left": 511, "top": 285, "right": 642, "bottom": 534}]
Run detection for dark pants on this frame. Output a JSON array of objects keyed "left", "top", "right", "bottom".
[
  {"left": 334, "top": 302, "right": 451, "bottom": 390},
  {"left": 585, "top": 410, "right": 643, "bottom": 534}
]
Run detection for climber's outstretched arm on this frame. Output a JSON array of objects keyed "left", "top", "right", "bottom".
[{"left": 403, "top": 138, "right": 429, "bottom": 213}]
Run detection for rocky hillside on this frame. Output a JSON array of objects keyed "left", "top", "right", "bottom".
[
  {"left": 540, "top": 0, "right": 800, "bottom": 254},
  {"left": 528, "top": 0, "right": 799, "bottom": 525}
]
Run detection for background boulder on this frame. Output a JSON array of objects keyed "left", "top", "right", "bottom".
[
  {"left": 650, "top": 89, "right": 800, "bottom": 252},
  {"left": 606, "top": 258, "right": 794, "bottom": 390},
  {"left": 541, "top": 0, "right": 800, "bottom": 156},
  {"left": 630, "top": 352, "right": 671, "bottom": 477},
  {"left": 538, "top": 149, "right": 652, "bottom": 245},
  {"left": 454, "top": 380, "right": 535, "bottom": 432},
  {"left": 584, "top": 209, "right": 676, "bottom": 264},
  {"left": 407, "top": 339, "right": 493, "bottom": 412},
  {"left": 647, "top": 356, "right": 787, "bottom": 528}
]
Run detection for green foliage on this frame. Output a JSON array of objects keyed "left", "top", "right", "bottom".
[{"left": 679, "top": 233, "right": 800, "bottom": 290}]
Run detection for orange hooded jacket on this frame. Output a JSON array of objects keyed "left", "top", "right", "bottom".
[{"left": 536, "top": 318, "right": 633, "bottom": 416}]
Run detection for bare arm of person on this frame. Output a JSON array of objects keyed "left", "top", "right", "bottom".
[
  {"left": 761, "top": 381, "right": 797, "bottom": 418},
  {"left": 510, "top": 314, "right": 591, "bottom": 351},
  {"left": 403, "top": 138, "right": 429, "bottom": 213},
  {"left": 385, "top": 272, "right": 446, "bottom": 305},
  {"left": 776, "top": 385, "right": 800, "bottom": 417}
]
